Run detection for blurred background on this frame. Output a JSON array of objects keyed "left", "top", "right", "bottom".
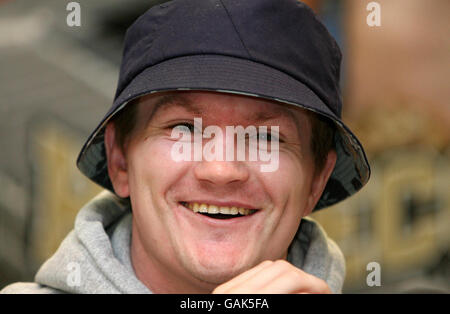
[{"left": 0, "top": 0, "right": 448, "bottom": 293}]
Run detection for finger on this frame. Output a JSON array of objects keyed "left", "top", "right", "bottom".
[
  {"left": 216, "top": 260, "right": 295, "bottom": 294},
  {"left": 215, "top": 259, "right": 331, "bottom": 294},
  {"left": 257, "top": 270, "right": 331, "bottom": 294},
  {"left": 222, "top": 260, "right": 300, "bottom": 294},
  {"left": 212, "top": 260, "right": 274, "bottom": 293},
  {"left": 221, "top": 260, "right": 293, "bottom": 294},
  {"left": 257, "top": 262, "right": 331, "bottom": 294}
]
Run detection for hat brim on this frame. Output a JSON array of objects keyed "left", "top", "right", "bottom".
[{"left": 77, "top": 54, "right": 370, "bottom": 211}]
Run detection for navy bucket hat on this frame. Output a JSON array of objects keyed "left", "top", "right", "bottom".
[{"left": 77, "top": 0, "right": 370, "bottom": 211}]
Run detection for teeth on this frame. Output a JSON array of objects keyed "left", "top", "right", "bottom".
[
  {"left": 199, "top": 204, "right": 208, "bottom": 213},
  {"left": 219, "top": 207, "right": 230, "bottom": 214},
  {"left": 182, "top": 202, "right": 256, "bottom": 216},
  {"left": 208, "top": 205, "right": 219, "bottom": 214}
]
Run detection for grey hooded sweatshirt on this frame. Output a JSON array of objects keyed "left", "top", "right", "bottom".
[{"left": 1, "top": 191, "right": 345, "bottom": 294}]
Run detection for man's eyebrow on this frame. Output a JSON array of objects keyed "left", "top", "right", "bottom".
[
  {"left": 143, "top": 93, "right": 203, "bottom": 125},
  {"left": 253, "top": 110, "right": 287, "bottom": 122},
  {"left": 252, "top": 104, "right": 299, "bottom": 126}
]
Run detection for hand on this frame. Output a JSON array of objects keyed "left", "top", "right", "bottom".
[{"left": 212, "top": 260, "right": 331, "bottom": 294}]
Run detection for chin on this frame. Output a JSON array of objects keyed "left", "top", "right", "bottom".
[
  {"left": 189, "top": 263, "right": 243, "bottom": 285},
  {"left": 182, "top": 252, "right": 253, "bottom": 285}
]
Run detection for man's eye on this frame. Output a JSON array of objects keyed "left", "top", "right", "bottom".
[
  {"left": 257, "top": 132, "right": 271, "bottom": 142},
  {"left": 256, "top": 132, "right": 280, "bottom": 142},
  {"left": 171, "top": 122, "right": 195, "bottom": 133}
]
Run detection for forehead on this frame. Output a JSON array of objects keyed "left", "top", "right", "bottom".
[{"left": 137, "top": 90, "right": 310, "bottom": 126}]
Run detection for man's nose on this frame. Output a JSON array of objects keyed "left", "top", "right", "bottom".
[{"left": 194, "top": 159, "right": 250, "bottom": 186}]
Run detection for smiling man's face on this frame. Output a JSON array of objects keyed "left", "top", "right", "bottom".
[{"left": 105, "top": 91, "right": 336, "bottom": 293}]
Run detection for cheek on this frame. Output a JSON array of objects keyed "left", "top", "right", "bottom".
[
  {"left": 262, "top": 152, "right": 313, "bottom": 208},
  {"left": 127, "top": 138, "right": 187, "bottom": 190},
  {"left": 258, "top": 153, "right": 314, "bottom": 251},
  {"left": 126, "top": 138, "right": 188, "bottom": 227},
  {"left": 126, "top": 138, "right": 190, "bottom": 249}
]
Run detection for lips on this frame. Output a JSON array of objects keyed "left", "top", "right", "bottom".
[{"left": 179, "top": 201, "right": 258, "bottom": 219}]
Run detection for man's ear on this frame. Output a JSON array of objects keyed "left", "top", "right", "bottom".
[
  {"left": 304, "top": 150, "right": 337, "bottom": 216},
  {"left": 104, "top": 122, "right": 130, "bottom": 198}
]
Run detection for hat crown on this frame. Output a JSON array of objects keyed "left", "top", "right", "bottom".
[{"left": 117, "top": 0, "right": 342, "bottom": 116}]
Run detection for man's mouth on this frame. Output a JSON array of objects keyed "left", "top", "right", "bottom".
[{"left": 179, "top": 202, "right": 257, "bottom": 220}]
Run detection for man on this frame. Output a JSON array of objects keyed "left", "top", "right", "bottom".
[{"left": 2, "top": 0, "right": 370, "bottom": 294}]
